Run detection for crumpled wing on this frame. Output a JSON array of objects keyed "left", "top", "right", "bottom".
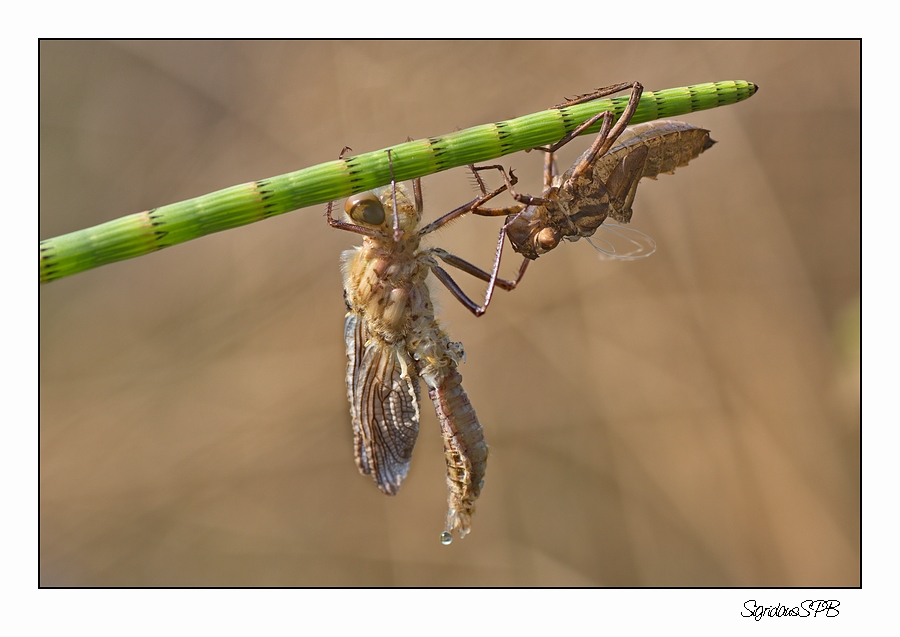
[{"left": 344, "top": 312, "right": 421, "bottom": 495}]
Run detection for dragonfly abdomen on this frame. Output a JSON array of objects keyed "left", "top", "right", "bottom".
[
  {"left": 633, "top": 122, "right": 714, "bottom": 179},
  {"left": 427, "top": 368, "right": 487, "bottom": 541}
]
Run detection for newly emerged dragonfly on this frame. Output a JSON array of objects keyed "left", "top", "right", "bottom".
[
  {"left": 467, "top": 96, "right": 716, "bottom": 313},
  {"left": 327, "top": 149, "right": 525, "bottom": 544}
]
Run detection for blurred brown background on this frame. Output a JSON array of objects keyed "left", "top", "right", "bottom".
[{"left": 39, "top": 41, "right": 859, "bottom": 586}]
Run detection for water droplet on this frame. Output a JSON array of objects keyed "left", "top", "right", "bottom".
[{"left": 440, "top": 531, "right": 452, "bottom": 546}]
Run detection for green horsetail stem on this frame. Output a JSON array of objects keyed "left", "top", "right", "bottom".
[{"left": 39, "top": 80, "right": 757, "bottom": 283}]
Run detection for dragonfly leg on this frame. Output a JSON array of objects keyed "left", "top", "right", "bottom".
[
  {"left": 543, "top": 149, "right": 557, "bottom": 193},
  {"left": 568, "top": 81, "right": 644, "bottom": 181},
  {"left": 430, "top": 250, "right": 529, "bottom": 317},
  {"left": 412, "top": 176, "right": 423, "bottom": 214},
  {"left": 459, "top": 164, "right": 524, "bottom": 217},
  {"left": 405, "top": 137, "right": 424, "bottom": 214},
  {"left": 470, "top": 202, "right": 525, "bottom": 217},
  {"left": 430, "top": 213, "right": 530, "bottom": 318},
  {"left": 326, "top": 202, "right": 384, "bottom": 238},
  {"left": 386, "top": 149, "right": 403, "bottom": 242},
  {"left": 417, "top": 177, "right": 512, "bottom": 236},
  {"left": 431, "top": 247, "right": 528, "bottom": 293},
  {"left": 532, "top": 82, "right": 644, "bottom": 163},
  {"left": 467, "top": 163, "right": 490, "bottom": 196},
  {"left": 552, "top": 81, "right": 638, "bottom": 109},
  {"left": 537, "top": 108, "right": 613, "bottom": 156},
  {"left": 471, "top": 164, "right": 552, "bottom": 208}
]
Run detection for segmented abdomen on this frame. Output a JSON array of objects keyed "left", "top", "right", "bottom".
[
  {"left": 601, "top": 120, "right": 713, "bottom": 181},
  {"left": 427, "top": 368, "right": 487, "bottom": 541},
  {"left": 588, "top": 120, "right": 714, "bottom": 224}
]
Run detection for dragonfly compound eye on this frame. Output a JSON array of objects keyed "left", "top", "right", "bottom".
[
  {"left": 536, "top": 227, "right": 560, "bottom": 253},
  {"left": 345, "top": 192, "right": 386, "bottom": 226}
]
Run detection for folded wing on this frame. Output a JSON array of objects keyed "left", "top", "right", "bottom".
[{"left": 344, "top": 313, "right": 421, "bottom": 495}]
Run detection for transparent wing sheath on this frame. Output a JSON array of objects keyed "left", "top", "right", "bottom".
[{"left": 586, "top": 223, "right": 658, "bottom": 260}]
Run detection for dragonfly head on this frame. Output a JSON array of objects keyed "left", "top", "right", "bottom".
[
  {"left": 505, "top": 205, "right": 562, "bottom": 260},
  {"left": 345, "top": 183, "right": 420, "bottom": 240}
]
